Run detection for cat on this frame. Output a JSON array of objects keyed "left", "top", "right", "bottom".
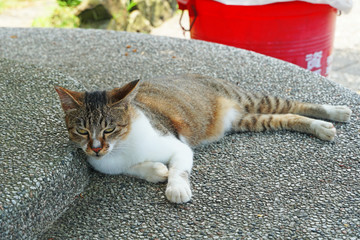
[{"left": 55, "top": 74, "right": 352, "bottom": 203}]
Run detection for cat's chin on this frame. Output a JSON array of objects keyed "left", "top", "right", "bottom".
[{"left": 86, "top": 153, "right": 108, "bottom": 159}]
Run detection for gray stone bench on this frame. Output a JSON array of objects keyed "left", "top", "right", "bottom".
[{"left": 0, "top": 28, "right": 359, "bottom": 239}]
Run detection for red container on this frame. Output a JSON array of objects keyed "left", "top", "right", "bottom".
[{"left": 178, "top": 0, "right": 337, "bottom": 76}]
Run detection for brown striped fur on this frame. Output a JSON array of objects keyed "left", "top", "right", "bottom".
[{"left": 131, "top": 74, "right": 349, "bottom": 145}]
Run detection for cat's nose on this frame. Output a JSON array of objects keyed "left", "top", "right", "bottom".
[
  {"left": 91, "top": 147, "right": 102, "bottom": 153},
  {"left": 91, "top": 139, "right": 102, "bottom": 153}
]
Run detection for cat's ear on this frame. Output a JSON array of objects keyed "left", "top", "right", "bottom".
[
  {"left": 55, "top": 86, "right": 84, "bottom": 113},
  {"left": 108, "top": 79, "right": 140, "bottom": 106}
]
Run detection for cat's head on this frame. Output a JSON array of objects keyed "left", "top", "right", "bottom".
[{"left": 55, "top": 80, "right": 139, "bottom": 158}]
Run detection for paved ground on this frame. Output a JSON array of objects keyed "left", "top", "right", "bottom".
[
  {"left": 0, "top": 27, "right": 359, "bottom": 239},
  {"left": 0, "top": 58, "right": 90, "bottom": 239}
]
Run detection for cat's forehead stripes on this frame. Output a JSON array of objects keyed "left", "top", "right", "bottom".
[
  {"left": 84, "top": 91, "right": 107, "bottom": 111},
  {"left": 83, "top": 91, "right": 108, "bottom": 127}
]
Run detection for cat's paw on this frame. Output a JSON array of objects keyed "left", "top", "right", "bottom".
[
  {"left": 145, "top": 162, "right": 169, "bottom": 183},
  {"left": 311, "top": 120, "right": 336, "bottom": 141},
  {"left": 165, "top": 180, "right": 192, "bottom": 204},
  {"left": 323, "top": 105, "right": 352, "bottom": 122}
]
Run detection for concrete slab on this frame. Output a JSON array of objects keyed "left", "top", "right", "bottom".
[
  {"left": 0, "top": 28, "right": 359, "bottom": 239},
  {"left": 0, "top": 58, "right": 89, "bottom": 239}
]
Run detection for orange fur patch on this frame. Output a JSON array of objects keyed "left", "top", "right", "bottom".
[
  {"left": 136, "top": 94, "right": 194, "bottom": 137},
  {"left": 169, "top": 115, "right": 192, "bottom": 137},
  {"left": 205, "top": 97, "right": 238, "bottom": 140},
  {"left": 118, "top": 106, "right": 137, "bottom": 141}
]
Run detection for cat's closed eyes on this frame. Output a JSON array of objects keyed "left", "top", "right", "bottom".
[{"left": 55, "top": 74, "right": 352, "bottom": 203}]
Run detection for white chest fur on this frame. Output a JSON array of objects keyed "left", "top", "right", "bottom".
[{"left": 87, "top": 109, "right": 181, "bottom": 175}]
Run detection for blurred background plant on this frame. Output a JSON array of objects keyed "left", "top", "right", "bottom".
[
  {"left": 32, "top": 6, "right": 79, "bottom": 28},
  {"left": 57, "top": 0, "right": 82, "bottom": 7},
  {"left": 30, "top": 0, "right": 177, "bottom": 32},
  {"left": 32, "top": 0, "right": 80, "bottom": 28},
  {"left": 126, "top": 0, "right": 136, "bottom": 12}
]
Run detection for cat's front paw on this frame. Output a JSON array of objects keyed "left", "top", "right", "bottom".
[
  {"left": 145, "top": 162, "right": 169, "bottom": 183},
  {"left": 324, "top": 105, "right": 352, "bottom": 122},
  {"left": 311, "top": 120, "right": 336, "bottom": 141},
  {"left": 165, "top": 180, "right": 192, "bottom": 204}
]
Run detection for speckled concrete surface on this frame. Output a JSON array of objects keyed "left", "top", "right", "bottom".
[
  {"left": 0, "top": 58, "right": 89, "bottom": 239},
  {"left": 0, "top": 28, "right": 359, "bottom": 239}
]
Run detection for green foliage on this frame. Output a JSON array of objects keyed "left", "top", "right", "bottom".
[
  {"left": 32, "top": 7, "right": 80, "bottom": 28},
  {"left": 126, "top": 0, "right": 137, "bottom": 13},
  {"left": 57, "top": 0, "right": 82, "bottom": 7},
  {"left": 32, "top": 0, "right": 81, "bottom": 28}
]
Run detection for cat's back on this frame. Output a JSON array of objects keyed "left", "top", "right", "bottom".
[
  {"left": 136, "top": 74, "right": 241, "bottom": 106},
  {"left": 133, "top": 74, "right": 242, "bottom": 146}
]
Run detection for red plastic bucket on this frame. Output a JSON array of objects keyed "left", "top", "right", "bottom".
[{"left": 178, "top": 0, "right": 337, "bottom": 77}]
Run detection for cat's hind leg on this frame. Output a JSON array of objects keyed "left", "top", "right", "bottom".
[
  {"left": 244, "top": 94, "right": 352, "bottom": 122},
  {"left": 286, "top": 102, "right": 352, "bottom": 122},
  {"left": 233, "top": 113, "right": 336, "bottom": 141},
  {"left": 321, "top": 105, "right": 352, "bottom": 122}
]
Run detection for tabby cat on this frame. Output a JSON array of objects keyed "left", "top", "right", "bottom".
[{"left": 55, "top": 74, "right": 352, "bottom": 203}]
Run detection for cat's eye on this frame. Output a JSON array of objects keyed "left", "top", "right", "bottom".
[
  {"left": 76, "top": 128, "right": 88, "bottom": 135},
  {"left": 104, "top": 127, "right": 116, "bottom": 134}
]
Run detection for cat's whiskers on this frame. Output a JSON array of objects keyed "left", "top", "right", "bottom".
[{"left": 109, "top": 142, "right": 131, "bottom": 153}]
